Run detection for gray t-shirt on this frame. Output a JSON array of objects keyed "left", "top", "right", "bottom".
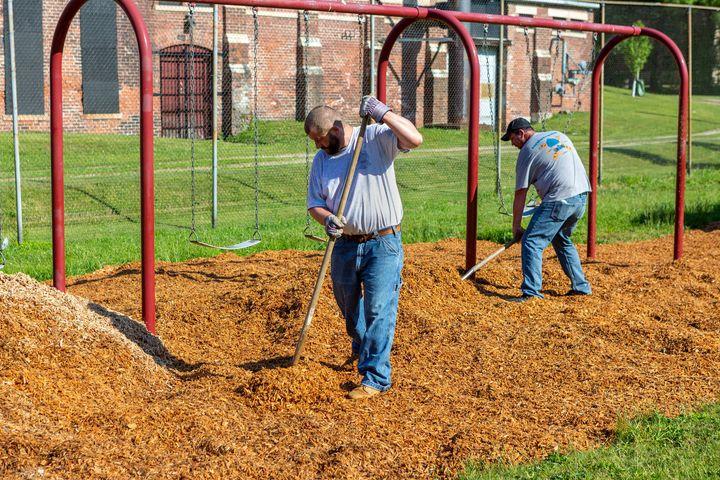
[
  {"left": 307, "top": 124, "right": 404, "bottom": 235},
  {"left": 515, "top": 131, "right": 591, "bottom": 202}
]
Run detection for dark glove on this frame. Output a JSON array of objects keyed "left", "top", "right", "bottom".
[
  {"left": 360, "top": 95, "right": 391, "bottom": 123},
  {"left": 324, "top": 214, "right": 346, "bottom": 239},
  {"left": 513, "top": 226, "right": 525, "bottom": 242}
]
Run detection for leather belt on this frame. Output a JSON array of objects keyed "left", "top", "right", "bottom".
[{"left": 343, "top": 225, "right": 401, "bottom": 243}]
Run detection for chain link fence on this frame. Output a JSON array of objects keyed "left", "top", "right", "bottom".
[{"left": 0, "top": 0, "right": 719, "bottom": 274}]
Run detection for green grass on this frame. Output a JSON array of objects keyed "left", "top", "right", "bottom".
[
  {"left": 0, "top": 86, "right": 718, "bottom": 281},
  {"left": 460, "top": 406, "right": 720, "bottom": 479}
]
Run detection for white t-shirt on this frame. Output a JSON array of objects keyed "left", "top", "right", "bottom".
[
  {"left": 515, "top": 131, "right": 591, "bottom": 202},
  {"left": 307, "top": 124, "right": 405, "bottom": 235}
]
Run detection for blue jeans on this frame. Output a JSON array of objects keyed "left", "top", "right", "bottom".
[
  {"left": 331, "top": 231, "right": 404, "bottom": 392},
  {"left": 521, "top": 193, "right": 591, "bottom": 298}
]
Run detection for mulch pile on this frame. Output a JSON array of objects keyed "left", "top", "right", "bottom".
[{"left": 2, "top": 230, "right": 720, "bottom": 478}]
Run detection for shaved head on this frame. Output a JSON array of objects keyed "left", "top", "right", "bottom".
[{"left": 304, "top": 106, "right": 343, "bottom": 135}]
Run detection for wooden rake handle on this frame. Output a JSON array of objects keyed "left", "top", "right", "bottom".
[
  {"left": 461, "top": 239, "right": 517, "bottom": 281},
  {"left": 292, "top": 114, "right": 372, "bottom": 366}
]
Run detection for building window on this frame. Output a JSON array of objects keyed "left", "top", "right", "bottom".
[
  {"left": 470, "top": 0, "right": 501, "bottom": 39},
  {"left": 3, "top": 0, "right": 44, "bottom": 115},
  {"left": 80, "top": 0, "right": 120, "bottom": 114}
]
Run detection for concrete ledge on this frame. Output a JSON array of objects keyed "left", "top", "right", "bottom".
[{"left": 229, "top": 64, "right": 252, "bottom": 75}]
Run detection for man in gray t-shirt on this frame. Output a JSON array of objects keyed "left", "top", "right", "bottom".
[
  {"left": 502, "top": 117, "right": 592, "bottom": 302},
  {"left": 305, "top": 98, "right": 422, "bottom": 400}
]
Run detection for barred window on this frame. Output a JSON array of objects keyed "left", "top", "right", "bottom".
[
  {"left": 3, "top": 0, "right": 44, "bottom": 115},
  {"left": 80, "top": 0, "right": 120, "bottom": 114}
]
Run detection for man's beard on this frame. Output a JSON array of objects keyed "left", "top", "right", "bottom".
[{"left": 323, "top": 133, "right": 341, "bottom": 155}]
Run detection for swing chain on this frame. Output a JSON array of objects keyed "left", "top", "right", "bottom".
[
  {"left": 358, "top": 14, "right": 365, "bottom": 98},
  {"left": 563, "top": 32, "right": 600, "bottom": 134},
  {"left": 187, "top": 3, "right": 198, "bottom": 239},
  {"left": 302, "top": 11, "right": 313, "bottom": 232},
  {"left": 480, "top": 24, "right": 510, "bottom": 216}
]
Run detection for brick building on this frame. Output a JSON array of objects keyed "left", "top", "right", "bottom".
[{"left": 0, "top": 0, "right": 598, "bottom": 137}]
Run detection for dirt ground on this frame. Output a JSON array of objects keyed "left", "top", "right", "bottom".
[{"left": 2, "top": 229, "right": 720, "bottom": 479}]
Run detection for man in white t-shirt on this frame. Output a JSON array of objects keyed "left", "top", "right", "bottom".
[
  {"left": 305, "top": 97, "right": 422, "bottom": 399},
  {"left": 502, "top": 117, "right": 592, "bottom": 302}
]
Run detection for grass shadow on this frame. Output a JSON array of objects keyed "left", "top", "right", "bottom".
[
  {"left": 66, "top": 184, "right": 138, "bottom": 224},
  {"left": 608, "top": 146, "right": 720, "bottom": 170},
  {"left": 693, "top": 141, "right": 720, "bottom": 154},
  {"left": 631, "top": 202, "right": 720, "bottom": 229}
]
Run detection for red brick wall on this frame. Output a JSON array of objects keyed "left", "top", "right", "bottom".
[
  {"left": 0, "top": 1, "right": 597, "bottom": 135},
  {"left": 505, "top": 3, "right": 596, "bottom": 123}
]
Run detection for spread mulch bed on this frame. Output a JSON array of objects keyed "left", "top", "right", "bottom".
[{"left": 2, "top": 230, "right": 719, "bottom": 478}]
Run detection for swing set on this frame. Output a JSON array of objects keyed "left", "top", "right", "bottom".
[
  {"left": 49, "top": 0, "right": 689, "bottom": 334},
  {"left": 184, "top": 4, "right": 262, "bottom": 250}
]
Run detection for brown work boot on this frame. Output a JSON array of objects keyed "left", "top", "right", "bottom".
[{"left": 347, "top": 384, "right": 383, "bottom": 400}]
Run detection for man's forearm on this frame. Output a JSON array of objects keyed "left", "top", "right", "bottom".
[
  {"left": 513, "top": 189, "right": 528, "bottom": 232},
  {"left": 309, "top": 206, "right": 332, "bottom": 225},
  {"left": 381, "top": 111, "right": 423, "bottom": 150}
]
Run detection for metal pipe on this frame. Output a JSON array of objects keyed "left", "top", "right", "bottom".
[
  {"left": 599, "top": 0, "right": 720, "bottom": 11},
  {"left": 687, "top": 6, "right": 692, "bottom": 175},
  {"left": 588, "top": 34, "right": 626, "bottom": 261},
  {"left": 641, "top": 27, "right": 689, "bottom": 261},
  {"left": 598, "top": 1, "right": 604, "bottom": 185},
  {"left": 165, "top": 0, "right": 641, "bottom": 35},
  {"left": 378, "top": 10, "right": 480, "bottom": 273},
  {"left": 588, "top": 29, "right": 688, "bottom": 261},
  {"left": 370, "top": 0, "right": 375, "bottom": 96},
  {"left": 514, "top": 0, "right": 600, "bottom": 9},
  {"left": 7, "top": 0, "right": 23, "bottom": 244},
  {"left": 212, "top": 4, "right": 219, "bottom": 227},
  {"left": 51, "top": 0, "right": 157, "bottom": 333},
  {"left": 496, "top": 0, "right": 505, "bottom": 197}
]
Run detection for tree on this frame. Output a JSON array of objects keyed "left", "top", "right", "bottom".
[{"left": 617, "top": 21, "right": 654, "bottom": 96}]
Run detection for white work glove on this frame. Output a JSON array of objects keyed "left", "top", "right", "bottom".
[
  {"left": 360, "top": 95, "right": 391, "bottom": 124},
  {"left": 324, "top": 214, "right": 346, "bottom": 239}
]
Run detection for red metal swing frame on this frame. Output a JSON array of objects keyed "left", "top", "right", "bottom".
[{"left": 51, "top": 0, "right": 688, "bottom": 333}]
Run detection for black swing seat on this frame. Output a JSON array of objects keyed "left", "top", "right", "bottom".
[
  {"left": 304, "top": 233, "right": 327, "bottom": 243},
  {"left": 189, "top": 232, "right": 261, "bottom": 251},
  {"left": 0, "top": 237, "right": 8, "bottom": 270}
]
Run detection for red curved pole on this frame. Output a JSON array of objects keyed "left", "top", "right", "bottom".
[
  {"left": 587, "top": 35, "right": 627, "bottom": 261},
  {"left": 588, "top": 29, "right": 688, "bottom": 261},
  {"left": 51, "top": 0, "right": 156, "bottom": 333},
  {"left": 377, "top": 11, "right": 480, "bottom": 273}
]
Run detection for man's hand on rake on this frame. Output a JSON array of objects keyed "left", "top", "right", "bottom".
[{"left": 324, "top": 214, "right": 346, "bottom": 239}]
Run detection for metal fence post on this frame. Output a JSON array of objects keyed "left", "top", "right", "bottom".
[
  {"left": 496, "top": 0, "right": 504, "bottom": 194},
  {"left": 687, "top": 5, "right": 692, "bottom": 175},
  {"left": 212, "top": 4, "right": 219, "bottom": 227},
  {"left": 7, "top": 0, "right": 23, "bottom": 244},
  {"left": 370, "top": 0, "right": 375, "bottom": 96},
  {"left": 598, "top": 1, "right": 605, "bottom": 186}
]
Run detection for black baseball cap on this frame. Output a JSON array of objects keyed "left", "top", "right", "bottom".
[{"left": 501, "top": 117, "right": 532, "bottom": 141}]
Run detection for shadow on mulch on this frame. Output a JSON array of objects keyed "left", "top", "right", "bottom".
[
  {"left": 71, "top": 267, "right": 140, "bottom": 286},
  {"left": 239, "top": 355, "right": 293, "bottom": 372},
  {"left": 88, "top": 302, "right": 202, "bottom": 373}
]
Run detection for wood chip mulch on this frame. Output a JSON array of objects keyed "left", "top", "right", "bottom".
[{"left": 2, "top": 229, "right": 719, "bottom": 479}]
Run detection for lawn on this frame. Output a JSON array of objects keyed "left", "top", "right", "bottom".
[
  {"left": 2, "top": 87, "right": 718, "bottom": 279},
  {"left": 461, "top": 406, "right": 720, "bottom": 480}
]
